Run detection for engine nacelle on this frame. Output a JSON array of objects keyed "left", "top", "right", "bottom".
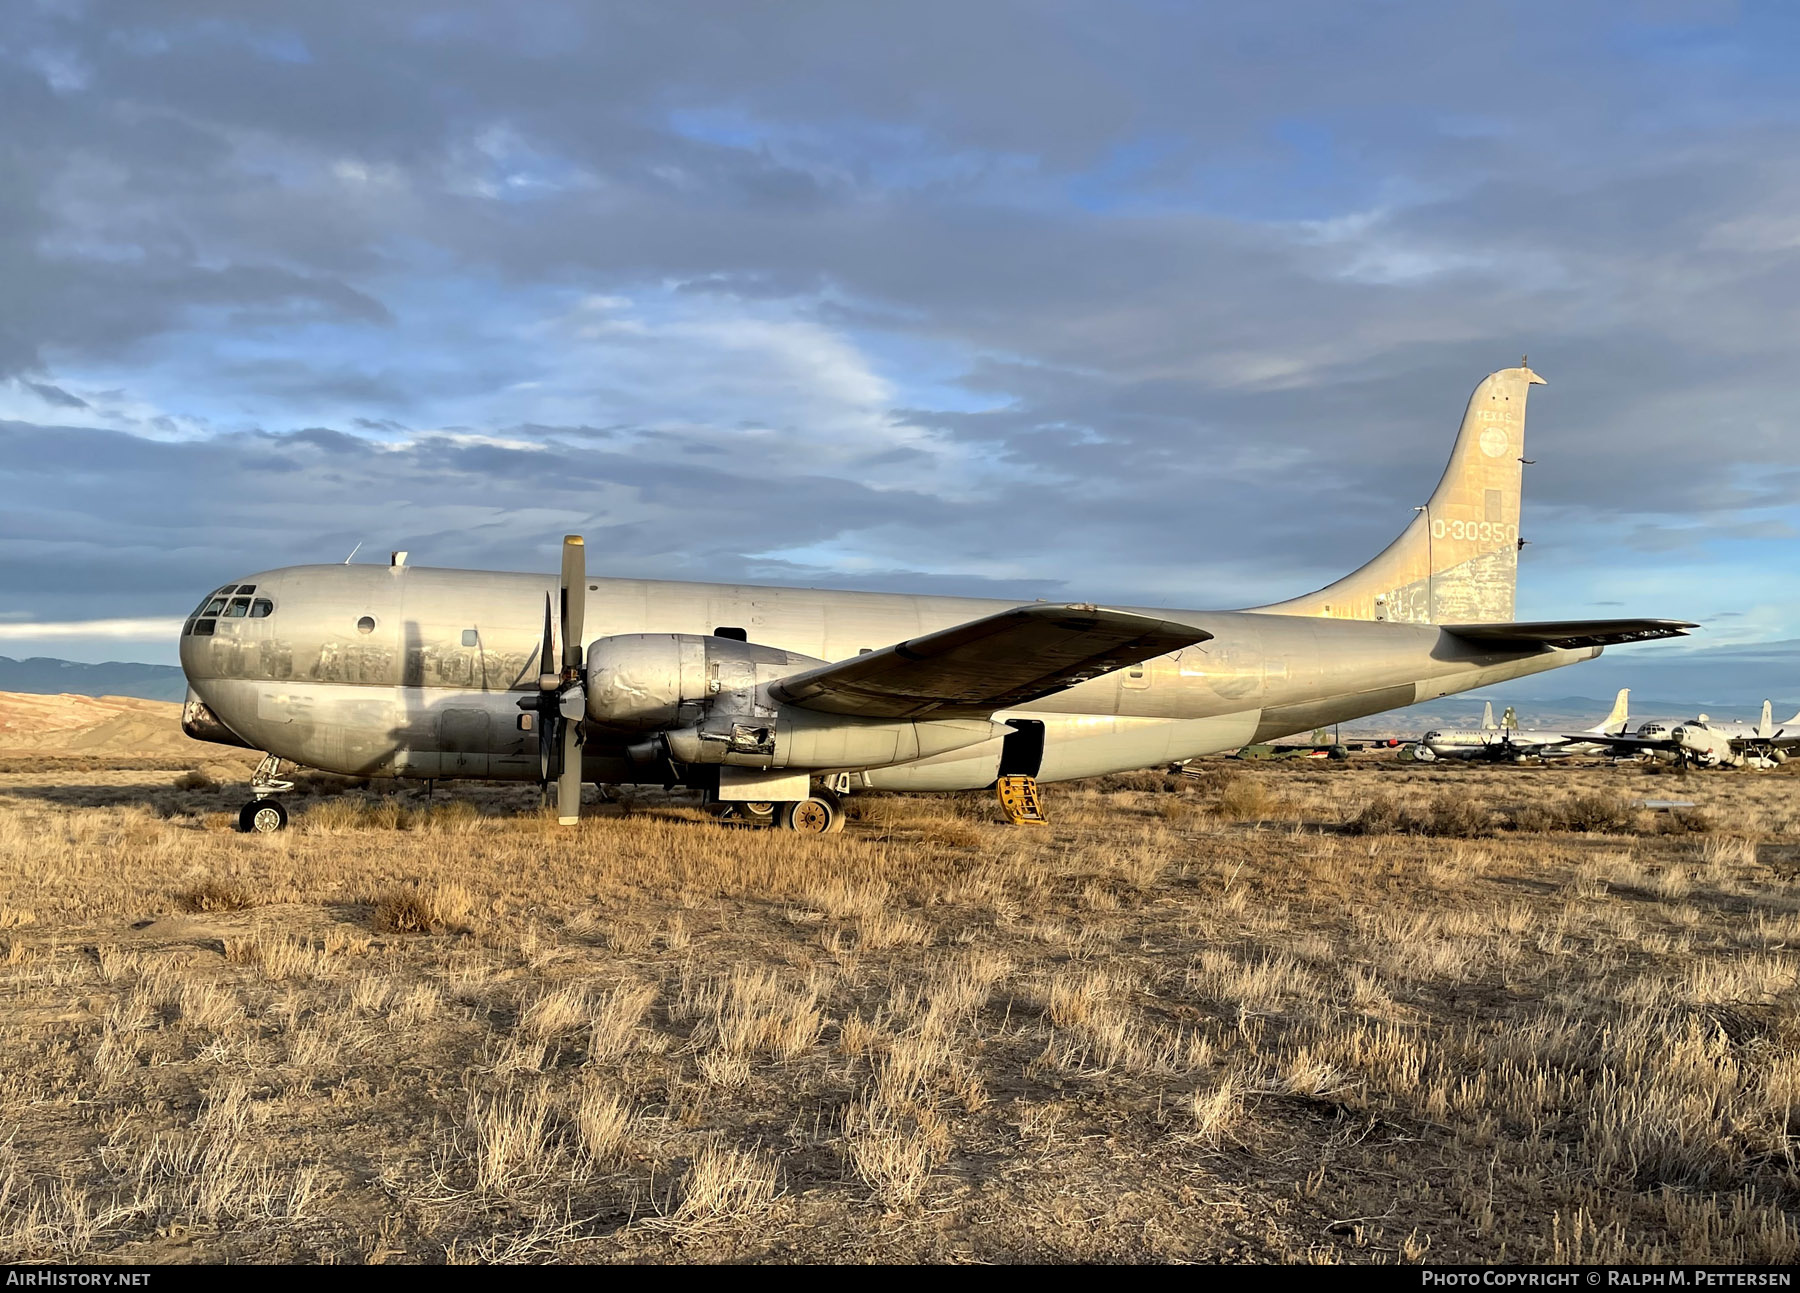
[
  {"left": 585, "top": 633, "right": 822, "bottom": 731},
  {"left": 591, "top": 632, "right": 1008, "bottom": 772}
]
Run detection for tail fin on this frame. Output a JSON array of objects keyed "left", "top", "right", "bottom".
[
  {"left": 1759, "top": 699, "right": 1773, "bottom": 738},
  {"left": 1501, "top": 705, "right": 1518, "bottom": 730},
  {"left": 1252, "top": 363, "right": 1544, "bottom": 623},
  {"left": 1481, "top": 701, "right": 1496, "bottom": 730},
  {"left": 1587, "top": 688, "right": 1630, "bottom": 735},
  {"left": 1784, "top": 705, "right": 1800, "bottom": 728}
]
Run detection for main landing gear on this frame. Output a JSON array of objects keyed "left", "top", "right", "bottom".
[
  {"left": 779, "top": 794, "right": 846, "bottom": 834},
  {"left": 235, "top": 754, "right": 293, "bottom": 834},
  {"left": 710, "top": 789, "right": 846, "bottom": 833}
]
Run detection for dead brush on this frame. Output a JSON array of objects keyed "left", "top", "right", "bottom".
[
  {"left": 1510, "top": 793, "right": 1639, "bottom": 834},
  {"left": 407, "top": 799, "right": 484, "bottom": 834},
  {"left": 571, "top": 1083, "right": 632, "bottom": 1169},
  {"left": 681, "top": 965, "right": 825, "bottom": 1062},
  {"left": 1211, "top": 776, "right": 1276, "bottom": 821},
  {"left": 840, "top": 1099, "right": 946, "bottom": 1208},
  {"left": 1189, "top": 1071, "right": 1247, "bottom": 1143},
  {"left": 177, "top": 876, "right": 258, "bottom": 913},
  {"left": 222, "top": 932, "right": 322, "bottom": 980},
  {"left": 1343, "top": 794, "right": 1491, "bottom": 837},
  {"left": 585, "top": 981, "right": 659, "bottom": 1062},
  {"left": 171, "top": 769, "right": 217, "bottom": 791},
  {"left": 462, "top": 1085, "right": 558, "bottom": 1195},
  {"left": 668, "top": 1141, "right": 780, "bottom": 1224},
  {"left": 371, "top": 881, "right": 475, "bottom": 934},
  {"left": 519, "top": 983, "right": 592, "bottom": 1040},
  {"left": 305, "top": 796, "right": 407, "bottom": 833}
]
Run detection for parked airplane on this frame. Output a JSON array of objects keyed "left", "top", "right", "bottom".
[
  {"left": 1411, "top": 689, "right": 1631, "bottom": 762},
  {"left": 1578, "top": 700, "right": 1800, "bottom": 769},
  {"left": 178, "top": 362, "right": 1694, "bottom": 833}
]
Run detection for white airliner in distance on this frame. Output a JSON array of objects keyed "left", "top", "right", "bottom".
[
  {"left": 1580, "top": 700, "right": 1800, "bottom": 769},
  {"left": 1413, "top": 689, "right": 1631, "bottom": 762}
]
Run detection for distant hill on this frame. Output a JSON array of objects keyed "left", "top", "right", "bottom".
[
  {"left": 0, "top": 689, "right": 231, "bottom": 761},
  {"left": 0, "top": 656, "right": 187, "bottom": 703}
]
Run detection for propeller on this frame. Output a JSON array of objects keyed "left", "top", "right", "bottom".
[{"left": 516, "top": 536, "right": 588, "bottom": 825}]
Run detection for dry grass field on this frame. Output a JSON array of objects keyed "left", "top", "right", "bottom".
[{"left": 1, "top": 749, "right": 1797, "bottom": 1264}]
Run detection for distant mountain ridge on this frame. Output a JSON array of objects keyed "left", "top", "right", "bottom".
[{"left": 0, "top": 656, "right": 188, "bottom": 703}]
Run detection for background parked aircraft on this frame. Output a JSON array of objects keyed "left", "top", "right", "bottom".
[
  {"left": 1411, "top": 690, "right": 1631, "bottom": 762},
  {"left": 1580, "top": 700, "right": 1800, "bottom": 768}
]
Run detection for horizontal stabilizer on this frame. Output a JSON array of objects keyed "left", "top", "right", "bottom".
[
  {"left": 772, "top": 605, "right": 1211, "bottom": 719},
  {"left": 1443, "top": 619, "right": 1697, "bottom": 651}
]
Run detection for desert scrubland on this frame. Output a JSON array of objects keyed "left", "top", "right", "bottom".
[{"left": 0, "top": 735, "right": 1797, "bottom": 1263}]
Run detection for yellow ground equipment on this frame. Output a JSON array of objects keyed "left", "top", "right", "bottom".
[{"left": 995, "top": 774, "right": 1047, "bottom": 825}]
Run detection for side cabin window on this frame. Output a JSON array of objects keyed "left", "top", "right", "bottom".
[
  {"left": 713, "top": 626, "right": 748, "bottom": 641},
  {"left": 1122, "top": 662, "right": 1152, "bottom": 690}
]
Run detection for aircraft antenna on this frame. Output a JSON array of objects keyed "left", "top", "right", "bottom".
[{"left": 343, "top": 541, "right": 363, "bottom": 564}]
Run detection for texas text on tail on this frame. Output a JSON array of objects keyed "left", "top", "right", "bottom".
[
  {"left": 179, "top": 363, "right": 1695, "bottom": 833},
  {"left": 1415, "top": 688, "right": 1632, "bottom": 762}
]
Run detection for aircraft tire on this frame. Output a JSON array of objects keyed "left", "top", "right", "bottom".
[
  {"left": 711, "top": 800, "right": 777, "bottom": 827},
  {"left": 237, "top": 799, "right": 289, "bottom": 834},
  {"left": 780, "top": 795, "right": 843, "bottom": 835}
]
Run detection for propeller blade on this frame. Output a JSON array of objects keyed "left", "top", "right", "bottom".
[
  {"left": 539, "top": 594, "right": 555, "bottom": 680},
  {"left": 560, "top": 535, "right": 585, "bottom": 673},
  {"left": 556, "top": 712, "right": 582, "bottom": 825},
  {"left": 539, "top": 712, "right": 555, "bottom": 786}
]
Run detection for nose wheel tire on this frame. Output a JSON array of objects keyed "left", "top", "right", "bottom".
[
  {"left": 237, "top": 799, "right": 290, "bottom": 834},
  {"left": 780, "top": 794, "right": 845, "bottom": 834}
]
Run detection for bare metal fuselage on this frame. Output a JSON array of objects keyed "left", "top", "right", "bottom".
[{"left": 180, "top": 564, "right": 1597, "bottom": 791}]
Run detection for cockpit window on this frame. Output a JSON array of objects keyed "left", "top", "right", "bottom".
[{"left": 185, "top": 588, "right": 274, "bottom": 634}]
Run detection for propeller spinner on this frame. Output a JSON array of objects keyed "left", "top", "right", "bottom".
[{"left": 517, "top": 535, "right": 588, "bottom": 824}]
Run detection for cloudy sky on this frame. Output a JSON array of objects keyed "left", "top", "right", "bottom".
[{"left": 4, "top": 0, "right": 1798, "bottom": 679}]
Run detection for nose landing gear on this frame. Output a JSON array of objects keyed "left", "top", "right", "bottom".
[{"left": 235, "top": 754, "right": 294, "bottom": 833}]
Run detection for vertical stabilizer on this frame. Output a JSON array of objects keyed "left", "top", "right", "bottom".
[
  {"left": 1501, "top": 705, "right": 1518, "bottom": 730},
  {"left": 1481, "top": 702, "right": 1496, "bottom": 730},
  {"left": 1759, "top": 700, "right": 1773, "bottom": 739},
  {"left": 1252, "top": 364, "right": 1543, "bottom": 623},
  {"left": 1587, "top": 688, "right": 1630, "bottom": 735}
]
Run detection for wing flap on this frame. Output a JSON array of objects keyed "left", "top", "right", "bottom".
[
  {"left": 772, "top": 604, "right": 1212, "bottom": 719},
  {"left": 1443, "top": 618, "right": 1697, "bottom": 651}
]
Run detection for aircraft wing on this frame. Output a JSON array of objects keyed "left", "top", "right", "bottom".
[
  {"left": 1563, "top": 733, "right": 1676, "bottom": 752},
  {"left": 770, "top": 604, "right": 1212, "bottom": 719},
  {"left": 1443, "top": 619, "right": 1697, "bottom": 650}
]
